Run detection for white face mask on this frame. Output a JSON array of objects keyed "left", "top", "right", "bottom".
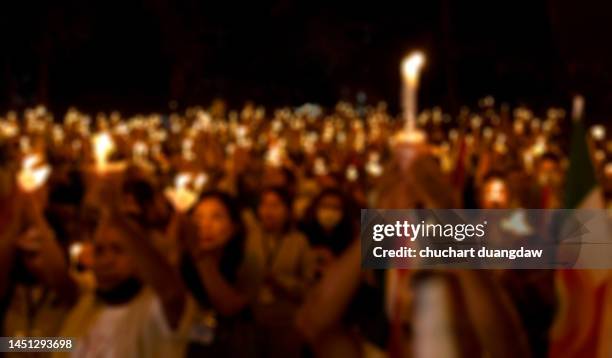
[{"left": 316, "top": 208, "right": 343, "bottom": 230}]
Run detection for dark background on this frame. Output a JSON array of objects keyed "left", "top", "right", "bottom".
[{"left": 1, "top": 0, "right": 611, "bottom": 120}]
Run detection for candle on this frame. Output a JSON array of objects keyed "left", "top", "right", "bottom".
[
  {"left": 346, "top": 164, "right": 359, "bottom": 182},
  {"left": 133, "top": 141, "right": 149, "bottom": 160},
  {"left": 591, "top": 125, "right": 606, "bottom": 141},
  {"left": 182, "top": 138, "right": 195, "bottom": 161},
  {"left": 193, "top": 172, "right": 208, "bottom": 192},
  {"left": 401, "top": 51, "right": 425, "bottom": 131},
  {"left": 604, "top": 162, "right": 612, "bottom": 178},
  {"left": 572, "top": 95, "right": 585, "bottom": 121},
  {"left": 265, "top": 141, "right": 285, "bottom": 167},
  {"left": 164, "top": 173, "right": 200, "bottom": 213},
  {"left": 17, "top": 153, "right": 51, "bottom": 192},
  {"left": 365, "top": 152, "right": 383, "bottom": 177},
  {"left": 92, "top": 132, "right": 115, "bottom": 171},
  {"left": 313, "top": 157, "right": 328, "bottom": 176},
  {"left": 52, "top": 125, "right": 65, "bottom": 144}
]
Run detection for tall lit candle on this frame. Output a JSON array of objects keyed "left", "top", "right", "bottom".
[
  {"left": 401, "top": 51, "right": 425, "bottom": 131},
  {"left": 92, "top": 132, "right": 115, "bottom": 171}
]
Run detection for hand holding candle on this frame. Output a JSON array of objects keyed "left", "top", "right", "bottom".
[
  {"left": 164, "top": 172, "right": 208, "bottom": 213},
  {"left": 92, "top": 131, "right": 125, "bottom": 173},
  {"left": 17, "top": 153, "right": 51, "bottom": 192}
]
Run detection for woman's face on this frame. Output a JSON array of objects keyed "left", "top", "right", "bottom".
[
  {"left": 481, "top": 178, "right": 510, "bottom": 209},
  {"left": 258, "top": 191, "right": 288, "bottom": 233},
  {"left": 191, "top": 198, "right": 235, "bottom": 252}
]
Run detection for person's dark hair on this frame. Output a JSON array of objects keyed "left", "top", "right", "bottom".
[
  {"left": 48, "top": 169, "right": 84, "bottom": 206},
  {"left": 481, "top": 170, "right": 507, "bottom": 184},
  {"left": 279, "top": 167, "right": 296, "bottom": 191},
  {"left": 539, "top": 151, "right": 560, "bottom": 164},
  {"left": 123, "top": 178, "right": 155, "bottom": 207},
  {"left": 181, "top": 190, "right": 246, "bottom": 309},
  {"left": 300, "top": 187, "right": 355, "bottom": 255}
]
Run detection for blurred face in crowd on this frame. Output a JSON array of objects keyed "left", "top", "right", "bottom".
[
  {"left": 258, "top": 190, "right": 289, "bottom": 233},
  {"left": 192, "top": 197, "right": 235, "bottom": 252},
  {"left": 537, "top": 157, "right": 562, "bottom": 187},
  {"left": 262, "top": 167, "right": 289, "bottom": 188},
  {"left": 480, "top": 178, "right": 510, "bottom": 209},
  {"left": 93, "top": 225, "right": 137, "bottom": 291},
  {"left": 316, "top": 194, "right": 344, "bottom": 232}
]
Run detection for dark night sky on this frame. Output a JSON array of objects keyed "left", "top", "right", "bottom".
[{"left": 1, "top": 0, "right": 611, "bottom": 120}]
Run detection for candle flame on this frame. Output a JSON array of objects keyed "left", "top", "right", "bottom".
[
  {"left": 165, "top": 172, "right": 207, "bottom": 212},
  {"left": 401, "top": 51, "right": 425, "bottom": 84},
  {"left": 175, "top": 173, "right": 192, "bottom": 189},
  {"left": 92, "top": 132, "right": 115, "bottom": 169},
  {"left": 193, "top": 173, "right": 208, "bottom": 191},
  {"left": 17, "top": 153, "right": 51, "bottom": 192},
  {"left": 591, "top": 125, "right": 606, "bottom": 141}
]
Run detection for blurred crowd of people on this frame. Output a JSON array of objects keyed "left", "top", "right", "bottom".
[{"left": 0, "top": 98, "right": 611, "bottom": 357}]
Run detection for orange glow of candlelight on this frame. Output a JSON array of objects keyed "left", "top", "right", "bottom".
[
  {"left": 164, "top": 172, "right": 207, "bottom": 212},
  {"left": 17, "top": 153, "right": 51, "bottom": 192},
  {"left": 92, "top": 132, "right": 115, "bottom": 170},
  {"left": 401, "top": 51, "right": 425, "bottom": 86}
]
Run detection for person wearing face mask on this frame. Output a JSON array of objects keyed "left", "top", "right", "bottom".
[
  {"left": 178, "top": 191, "right": 262, "bottom": 358},
  {"left": 299, "top": 188, "right": 357, "bottom": 277},
  {"left": 297, "top": 188, "right": 387, "bottom": 357},
  {"left": 251, "top": 186, "right": 315, "bottom": 358}
]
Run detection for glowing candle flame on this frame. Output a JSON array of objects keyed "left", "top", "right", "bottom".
[
  {"left": 133, "top": 141, "right": 148, "bottom": 160},
  {"left": 265, "top": 142, "right": 285, "bottom": 167},
  {"left": 591, "top": 125, "right": 606, "bottom": 141},
  {"left": 366, "top": 152, "right": 383, "bottom": 177},
  {"left": 17, "top": 153, "right": 51, "bottom": 192},
  {"left": 346, "top": 164, "right": 359, "bottom": 182},
  {"left": 193, "top": 173, "right": 208, "bottom": 192},
  {"left": 164, "top": 172, "right": 207, "bottom": 213},
  {"left": 401, "top": 51, "right": 425, "bottom": 131},
  {"left": 401, "top": 52, "right": 425, "bottom": 87},
  {"left": 313, "top": 157, "right": 327, "bottom": 176},
  {"left": 396, "top": 51, "right": 427, "bottom": 145},
  {"left": 182, "top": 138, "right": 195, "bottom": 161},
  {"left": 92, "top": 132, "right": 115, "bottom": 170},
  {"left": 175, "top": 173, "right": 192, "bottom": 189}
]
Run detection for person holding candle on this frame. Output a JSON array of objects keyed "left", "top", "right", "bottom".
[
  {"left": 50, "top": 179, "right": 187, "bottom": 358},
  {"left": 0, "top": 169, "right": 80, "bottom": 358}
]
